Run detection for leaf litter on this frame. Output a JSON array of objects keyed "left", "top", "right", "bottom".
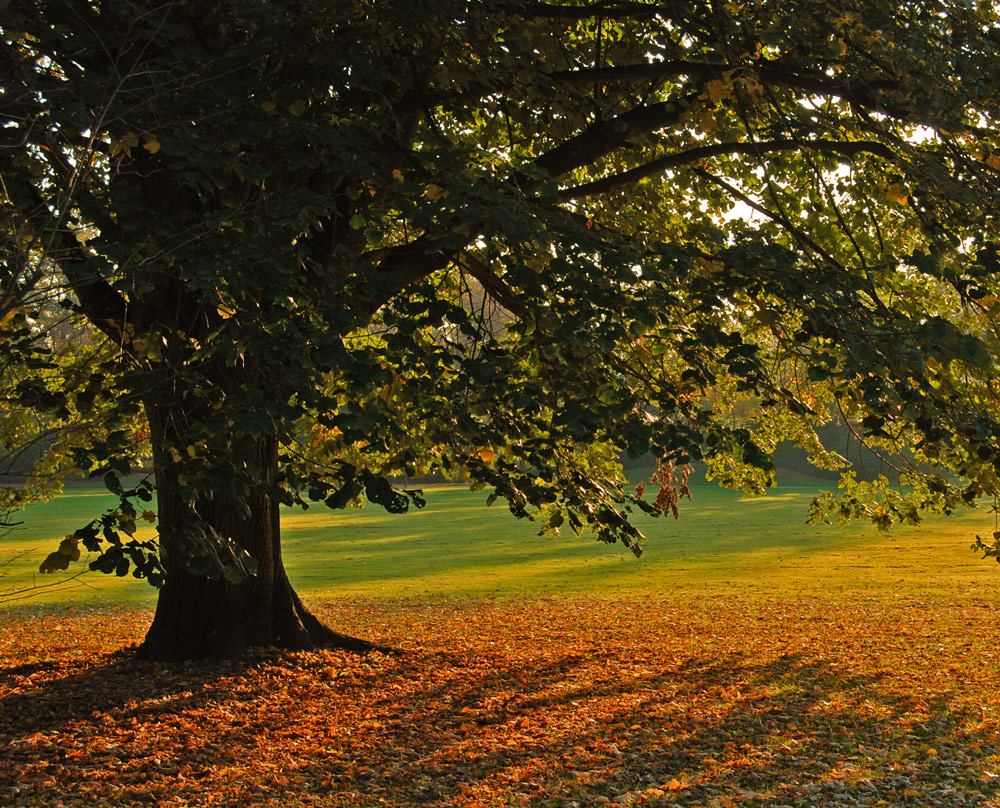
[{"left": 1, "top": 595, "right": 999, "bottom": 807}]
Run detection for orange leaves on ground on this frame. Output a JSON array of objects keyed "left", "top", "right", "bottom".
[{"left": 1, "top": 596, "right": 1000, "bottom": 806}]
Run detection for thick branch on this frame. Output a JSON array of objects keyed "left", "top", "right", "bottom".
[
  {"left": 518, "top": 1, "right": 666, "bottom": 19},
  {"left": 524, "top": 58, "right": 903, "bottom": 190},
  {"left": 523, "top": 91, "right": 700, "bottom": 187},
  {"left": 557, "top": 138, "right": 897, "bottom": 199},
  {"left": 366, "top": 235, "right": 457, "bottom": 313},
  {"left": 549, "top": 60, "right": 710, "bottom": 85},
  {"left": 369, "top": 238, "right": 530, "bottom": 322},
  {"left": 22, "top": 187, "right": 130, "bottom": 340},
  {"left": 550, "top": 61, "right": 898, "bottom": 112},
  {"left": 458, "top": 253, "right": 523, "bottom": 316}
]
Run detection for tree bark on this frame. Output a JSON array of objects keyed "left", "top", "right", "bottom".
[{"left": 137, "top": 404, "right": 377, "bottom": 661}]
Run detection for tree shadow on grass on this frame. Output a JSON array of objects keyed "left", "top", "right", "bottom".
[{"left": 2, "top": 615, "right": 999, "bottom": 807}]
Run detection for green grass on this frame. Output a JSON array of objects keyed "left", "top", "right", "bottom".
[{"left": 3, "top": 482, "right": 999, "bottom": 607}]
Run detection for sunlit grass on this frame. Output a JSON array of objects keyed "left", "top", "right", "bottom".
[{"left": 3, "top": 481, "right": 999, "bottom": 607}]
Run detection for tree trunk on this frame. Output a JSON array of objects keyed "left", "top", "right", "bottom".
[{"left": 137, "top": 405, "right": 376, "bottom": 661}]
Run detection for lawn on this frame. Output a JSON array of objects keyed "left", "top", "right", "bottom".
[
  {"left": 2, "top": 482, "right": 1000, "bottom": 807},
  {"left": 3, "top": 481, "right": 999, "bottom": 605}
]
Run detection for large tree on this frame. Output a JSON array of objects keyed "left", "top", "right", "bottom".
[{"left": 5, "top": 0, "right": 1000, "bottom": 659}]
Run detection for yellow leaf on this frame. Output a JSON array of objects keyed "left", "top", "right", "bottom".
[
  {"left": 425, "top": 183, "right": 446, "bottom": 200},
  {"left": 112, "top": 132, "right": 139, "bottom": 157},
  {"left": 0, "top": 307, "right": 20, "bottom": 330},
  {"left": 902, "top": 788, "right": 921, "bottom": 797},
  {"left": 706, "top": 79, "right": 728, "bottom": 104},
  {"left": 694, "top": 107, "right": 717, "bottom": 134},
  {"left": 476, "top": 445, "right": 496, "bottom": 462},
  {"left": 142, "top": 510, "right": 157, "bottom": 523},
  {"left": 668, "top": 778, "right": 683, "bottom": 791},
  {"left": 886, "top": 183, "right": 908, "bottom": 205},
  {"left": 392, "top": 168, "right": 405, "bottom": 181},
  {"left": 987, "top": 154, "right": 1000, "bottom": 170},
  {"left": 143, "top": 138, "right": 161, "bottom": 154}
]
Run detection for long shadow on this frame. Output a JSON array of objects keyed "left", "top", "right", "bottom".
[
  {"left": 2, "top": 637, "right": 998, "bottom": 807},
  {"left": 317, "top": 648, "right": 999, "bottom": 807},
  {"left": 0, "top": 648, "right": 253, "bottom": 735}
]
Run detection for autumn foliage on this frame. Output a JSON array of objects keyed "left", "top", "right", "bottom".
[{"left": 3, "top": 595, "right": 999, "bottom": 807}]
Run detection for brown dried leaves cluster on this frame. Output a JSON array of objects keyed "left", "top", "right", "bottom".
[{"left": 2, "top": 595, "right": 1000, "bottom": 807}]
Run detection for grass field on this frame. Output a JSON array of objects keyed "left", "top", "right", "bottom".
[
  {"left": 2, "top": 481, "right": 998, "bottom": 606},
  {"left": 3, "top": 483, "right": 1000, "bottom": 807}
]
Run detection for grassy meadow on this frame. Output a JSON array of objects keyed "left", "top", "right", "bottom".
[{"left": 2, "top": 478, "right": 998, "bottom": 607}]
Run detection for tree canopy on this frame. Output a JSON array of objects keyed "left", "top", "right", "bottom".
[{"left": 5, "top": 0, "right": 1000, "bottom": 657}]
